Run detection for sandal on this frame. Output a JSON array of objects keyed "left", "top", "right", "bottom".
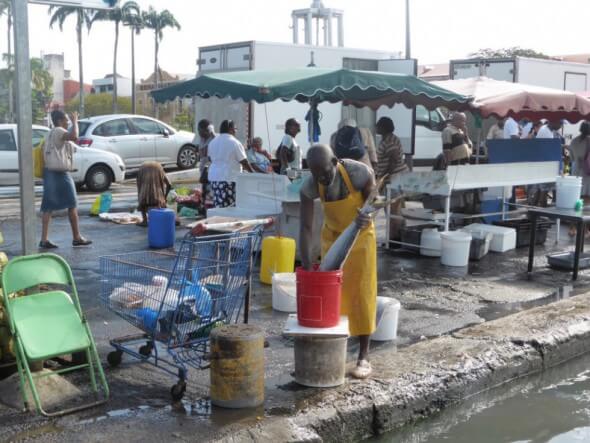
[
  {"left": 39, "top": 240, "right": 58, "bottom": 249},
  {"left": 350, "top": 359, "right": 372, "bottom": 379},
  {"left": 72, "top": 237, "right": 93, "bottom": 247}
]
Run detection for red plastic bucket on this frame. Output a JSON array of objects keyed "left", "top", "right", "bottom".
[{"left": 296, "top": 266, "right": 343, "bottom": 328}]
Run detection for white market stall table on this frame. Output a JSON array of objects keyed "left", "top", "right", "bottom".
[{"left": 386, "top": 161, "right": 561, "bottom": 247}]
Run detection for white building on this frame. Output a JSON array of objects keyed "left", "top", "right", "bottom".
[
  {"left": 92, "top": 74, "right": 132, "bottom": 97},
  {"left": 42, "top": 53, "right": 65, "bottom": 105}
]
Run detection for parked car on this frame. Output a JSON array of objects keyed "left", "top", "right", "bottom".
[
  {"left": 77, "top": 114, "right": 197, "bottom": 170},
  {"left": 0, "top": 124, "right": 126, "bottom": 192}
]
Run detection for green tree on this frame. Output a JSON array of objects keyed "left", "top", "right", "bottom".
[
  {"left": 123, "top": 5, "right": 143, "bottom": 115},
  {"left": 0, "top": 0, "right": 13, "bottom": 122},
  {"left": 173, "top": 108, "right": 194, "bottom": 132},
  {"left": 469, "top": 47, "right": 550, "bottom": 59},
  {"left": 142, "top": 7, "right": 180, "bottom": 118},
  {"left": 0, "top": 57, "right": 53, "bottom": 124},
  {"left": 65, "top": 92, "right": 132, "bottom": 117},
  {"left": 92, "top": 1, "right": 139, "bottom": 113},
  {"left": 49, "top": 6, "right": 95, "bottom": 116}
]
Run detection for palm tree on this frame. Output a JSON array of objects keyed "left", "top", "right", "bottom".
[
  {"left": 0, "top": 0, "right": 13, "bottom": 121},
  {"left": 123, "top": 6, "right": 143, "bottom": 114},
  {"left": 142, "top": 7, "right": 180, "bottom": 117},
  {"left": 49, "top": 6, "right": 95, "bottom": 116},
  {"left": 92, "top": 1, "right": 139, "bottom": 113}
]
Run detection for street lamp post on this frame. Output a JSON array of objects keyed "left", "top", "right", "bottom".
[
  {"left": 13, "top": 0, "right": 36, "bottom": 254},
  {"left": 405, "top": 0, "right": 411, "bottom": 59}
]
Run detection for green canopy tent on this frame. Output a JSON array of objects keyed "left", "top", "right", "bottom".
[{"left": 151, "top": 67, "right": 471, "bottom": 111}]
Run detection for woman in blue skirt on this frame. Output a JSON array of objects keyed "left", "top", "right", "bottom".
[{"left": 40, "top": 110, "right": 92, "bottom": 249}]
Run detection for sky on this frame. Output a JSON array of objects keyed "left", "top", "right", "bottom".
[{"left": 1, "top": 0, "right": 589, "bottom": 83}]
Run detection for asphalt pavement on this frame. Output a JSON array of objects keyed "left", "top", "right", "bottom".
[{"left": 0, "top": 212, "right": 588, "bottom": 441}]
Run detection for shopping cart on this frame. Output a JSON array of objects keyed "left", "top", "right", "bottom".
[{"left": 100, "top": 227, "right": 263, "bottom": 400}]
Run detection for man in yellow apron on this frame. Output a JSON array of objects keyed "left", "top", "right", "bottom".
[{"left": 300, "top": 144, "right": 377, "bottom": 379}]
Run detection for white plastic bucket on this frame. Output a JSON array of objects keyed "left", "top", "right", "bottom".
[
  {"left": 440, "top": 231, "right": 472, "bottom": 267},
  {"left": 371, "top": 296, "right": 401, "bottom": 341},
  {"left": 420, "top": 228, "right": 442, "bottom": 257},
  {"left": 272, "top": 273, "right": 297, "bottom": 313},
  {"left": 556, "top": 176, "right": 582, "bottom": 209}
]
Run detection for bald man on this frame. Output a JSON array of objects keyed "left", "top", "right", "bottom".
[
  {"left": 441, "top": 112, "right": 472, "bottom": 165},
  {"left": 300, "top": 144, "right": 377, "bottom": 379}
]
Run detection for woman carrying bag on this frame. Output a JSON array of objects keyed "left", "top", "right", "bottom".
[{"left": 39, "top": 110, "right": 92, "bottom": 249}]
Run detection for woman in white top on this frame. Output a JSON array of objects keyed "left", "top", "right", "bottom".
[
  {"left": 40, "top": 110, "right": 92, "bottom": 249},
  {"left": 207, "top": 120, "right": 253, "bottom": 208}
]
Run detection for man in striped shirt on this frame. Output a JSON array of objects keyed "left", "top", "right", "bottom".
[{"left": 376, "top": 117, "right": 408, "bottom": 181}]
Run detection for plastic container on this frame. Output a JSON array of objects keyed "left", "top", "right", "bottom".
[
  {"left": 493, "top": 218, "right": 553, "bottom": 248},
  {"left": 420, "top": 228, "right": 442, "bottom": 257},
  {"left": 272, "top": 273, "right": 297, "bottom": 313},
  {"left": 148, "top": 208, "right": 176, "bottom": 249},
  {"left": 467, "top": 231, "right": 493, "bottom": 261},
  {"left": 461, "top": 223, "right": 516, "bottom": 252},
  {"left": 440, "top": 231, "right": 472, "bottom": 267},
  {"left": 371, "top": 296, "right": 401, "bottom": 341},
  {"left": 296, "top": 266, "right": 342, "bottom": 328},
  {"left": 547, "top": 251, "right": 590, "bottom": 270},
  {"left": 260, "top": 236, "right": 296, "bottom": 285},
  {"left": 556, "top": 176, "right": 582, "bottom": 209}
]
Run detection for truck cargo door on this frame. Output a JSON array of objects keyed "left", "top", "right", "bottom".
[{"left": 564, "top": 72, "right": 587, "bottom": 92}]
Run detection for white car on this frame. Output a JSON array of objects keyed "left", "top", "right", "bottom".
[
  {"left": 77, "top": 114, "right": 197, "bottom": 170},
  {"left": 0, "top": 124, "right": 126, "bottom": 192}
]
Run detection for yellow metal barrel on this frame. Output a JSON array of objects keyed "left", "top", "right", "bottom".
[{"left": 210, "top": 324, "right": 265, "bottom": 408}]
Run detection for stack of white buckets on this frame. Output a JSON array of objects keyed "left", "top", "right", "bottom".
[
  {"left": 421, "top": 228, "right": 472, "bottom": 267},
  {"left": 556, "top": 175, "right": 582, "bottom": 209}
]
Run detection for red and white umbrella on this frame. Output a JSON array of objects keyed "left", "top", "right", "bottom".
[{"left": 432, "top": 77, "right": 590, "bottom": 123}]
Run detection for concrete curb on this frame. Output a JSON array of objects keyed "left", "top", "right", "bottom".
[{"left": 217, "top": 293, "right": 590, "bottom": 443}]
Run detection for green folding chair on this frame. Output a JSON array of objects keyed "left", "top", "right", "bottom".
[{"left": 1, "top": 253, "right": 109, "bottom": 416}]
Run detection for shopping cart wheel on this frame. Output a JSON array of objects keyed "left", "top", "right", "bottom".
[
  {"left": 139, "top": 343, "right": 153, "bottom": 357},
  {"left": 171, "top": 381, "right": 186, "bottom": 401},
  {"left": 107, "top": 350, "right": 123, "bottom": 367}
]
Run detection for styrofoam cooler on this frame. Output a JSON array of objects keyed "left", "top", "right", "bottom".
[
  {"left": 461, "top": 223, "right": 516, "bottom": 252},
  {"left": 371, "top": 296, "right": 401, "bottom": 341},
  {"left": 272, "top": 273, "right": 297, "bottom": 313},
  {"left": 440, "top": 231, "right": 472, "bottom": 267},
  {"left": 556, "top": 176, "right": 582, "bottom": 209}
]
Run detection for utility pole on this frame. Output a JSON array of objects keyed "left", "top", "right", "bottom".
[
  {"left": 405, "top": 0, "right": 411, "bottom": 59},
  {"left": 13, "top": 0, "right": 36, "bottom": 254}
]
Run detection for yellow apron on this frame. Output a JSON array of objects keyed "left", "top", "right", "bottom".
[{"left": 319, "top": 163, "right": 377, "bottom": 336}]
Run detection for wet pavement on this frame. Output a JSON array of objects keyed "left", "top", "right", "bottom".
[{"left": 0, "top": 213, "right": 589, "bottom": 441}]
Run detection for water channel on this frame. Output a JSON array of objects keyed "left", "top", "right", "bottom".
[{"left": 372, "top": 353, "right": 590, "bottom": 443}]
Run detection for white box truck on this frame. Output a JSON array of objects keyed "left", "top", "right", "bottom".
[
  {"left": 450, "top": 56, "right": 590, "bottom": 139},
  {"left": 194, "top": 41, "right": 444, "bottom": 165}
]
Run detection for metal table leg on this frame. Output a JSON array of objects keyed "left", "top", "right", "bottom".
[
  {"left": 573, "top": 220, "right": 584, "bottom": 281},
  {"left": 527, "top": 214, "right": 538, "bottom": 277},
  {"left": 444, "top": 195, "right": 451, "bottom": 231}
]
